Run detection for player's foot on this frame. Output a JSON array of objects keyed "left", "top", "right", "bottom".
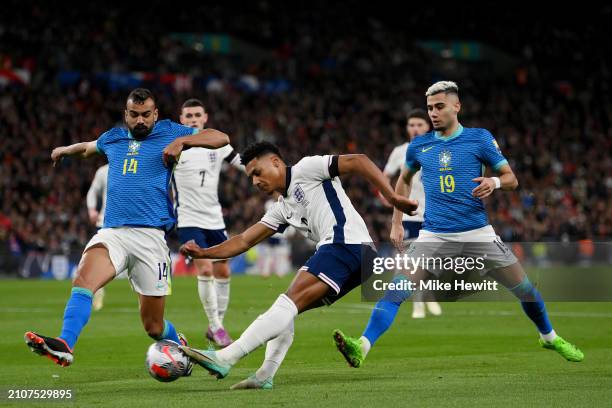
[
  {"left": 539, "top": 336, "right": 584, "bottom": 362},
  {"left": 24, "top": 331, "right": 73, "bottom": 367},
  {"left": 426, "top": 301, "right": 442, "bottom": 316},
  {"left": 412, "top": 301, "right": 426, "bottom": 318},
  {"left": 179, "top": 346, "right": 232, "bottom": 379},
  {"left": 206, "top": 326, "right": 234, "bottom": 347},
  {"left": 92, "top": 288, "right": 105, "bottom": 311},
  {"left": 230, "top": 374, "right": 273, "bottom": 390},
  {"left": 177, "top": 333, "right": 193, "bottom": 376},
  {"left": 333, "top": 329, "right": 365, "bottom": 368}
]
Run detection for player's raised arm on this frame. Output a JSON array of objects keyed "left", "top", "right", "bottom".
[
  {"left": 163, "top": 128, "right": 230, "bottom": 166},
  {"left": 51, "top": 140, "right": 99, "bottom": 166},
  {"left": 180, "top": 222, "right": 275, "bottom": 260},
  {"left": 337, "top": 154, "right": 418, "bottom": 215}
]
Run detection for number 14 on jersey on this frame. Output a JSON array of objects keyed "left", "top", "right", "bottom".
[{"left": 122, "top": 158, "right": 138, "bottom": 175}]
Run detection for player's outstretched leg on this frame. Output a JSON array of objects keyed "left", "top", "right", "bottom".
[
  {"left": 334, "top": 274, "right": 414, "bottom": 368},
  {"left": 24, "top": 246, "right": 115, "bottom": 366},
  {"left": 230, "top": 320, "right": 294, "bottom": 390},
  {"left": 492, "top": 265, "right": 584, "bottom": 362},
  {"left": 181, "top": 270, "right": 328, "bottom": 379}
]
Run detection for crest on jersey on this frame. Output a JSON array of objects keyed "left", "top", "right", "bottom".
[
  {"left": 492, "top": 139, "right": 502, "bottom": 154},
  {"left": 294, "top": 184, "right": 306, "bottom": 203},
  {"left": 208, "top": 151, "right": 217, "bottom": 165},
  {"left": 128, "top": 140, "right": 141, "bottom": 156},
  {"left": 439, "top": 150, "right": 452, "bottom": 167}
]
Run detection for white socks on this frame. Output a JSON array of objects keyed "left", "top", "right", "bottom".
[
  {"left": 540, "top": 329, "right": 558, "bottom": 343},
  {"left": 197, "top": 276, "right": 222, "bottom": 331},
  {"left": 255, "top": 320, "right": 295, "bottom": 381},
  {"left": 217, "top": 294, "right": 298, "bottom": 365},
  {"left": 214, "top": 278, "right": 230, "bottom": 324},
  {"left": 359, "top": 336, "right": 371, "bottom": 356}
]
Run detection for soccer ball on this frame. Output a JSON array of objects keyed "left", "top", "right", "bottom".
[{"left": 145, "top": 340, "right": 190, "bottom": 382}]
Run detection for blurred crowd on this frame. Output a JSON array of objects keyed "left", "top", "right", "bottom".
[{"left": 0, "top": 2, "right": 610, "bottom": 273}]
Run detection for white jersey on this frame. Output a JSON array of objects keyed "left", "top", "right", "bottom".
[
  {"left": 383, "top": 142, "right": 425, "bottom": 222},
  {"left": 86, "top": 164, "right": 108, "bottom": 228},
  {"left": 260, "top": 155, "right": 372, "bottom": 249},
  {"left": 265, "top": 199, "right": 289, "bottom": 242},
  {"left": 173, "top": 144, "right": 243, "bottom": 230}
]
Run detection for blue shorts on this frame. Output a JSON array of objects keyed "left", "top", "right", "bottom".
[
  {"left": 177, "top": 227, "right": 228, "bottom": 248},
  {"left": 402, "top": 221, "right": 423, "bottom": 240},
  {"left": 301, "top": 243, "right": 377, "bottom": 305}
]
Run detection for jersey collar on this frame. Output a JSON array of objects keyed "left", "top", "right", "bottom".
[
  {"left": 434, "top": 123, "right": 463, "bottom": 141},
  {"left": 282, "top": 166, "right": 292, "bottom": 197}
]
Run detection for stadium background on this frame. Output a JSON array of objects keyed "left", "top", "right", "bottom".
[
  {"left": 1, "top": 3, "right": 611, "bottom": 407},
  {"left": 1, "top": 2, "right": 610, "bottom": 277}
]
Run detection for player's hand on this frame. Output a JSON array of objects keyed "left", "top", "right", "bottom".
[
  {"left": 51, "top": 146, "right": 68, "bottom": 167},
  {"left": 389, "top": 193, "right": 418, "bottom": 216},
  {"left": 390, "top": 222, "right": 406, "bottom": 252},
  {"left": 162, "top": 139, "right": 184, "bottom": 167},
  {"left": 472, "top": 177, "right": 496, "bottom": 199},
  {"left": 180, "top": 239, "right": 208, "bottom": 258}
]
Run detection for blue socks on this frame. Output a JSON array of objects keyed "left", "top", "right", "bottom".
[
  {"left": 154, "top": 319, "right": 181, "bottom": 344},
  {"left": 59, "top": 287, "right": 93, "bottom": 350},
  {"left": 509, "top": 276, "right": 553, "bottom": 335},
  {"left": 362, "top": 275, "right": 412, "bottom": 346}
]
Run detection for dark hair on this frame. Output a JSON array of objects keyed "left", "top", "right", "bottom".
[
  {"left": 241, "top": 141, "right": 283, "bottom": 166},
  {"left": 181, "top": 98, "right": 206, "bottom": 112},
  {"left": 407, "top": 108, "right": 430, "bottom": 124},
  {"left": 127, "top": 88, "right": 155, "bottom": 106}
]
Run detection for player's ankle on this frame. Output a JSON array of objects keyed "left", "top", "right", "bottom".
[
  {"left": 359, "top": 336, "right": 371, "bottom": 356},
  {"left": 540, "top": 329, "right": 557, "bottom": 343}
]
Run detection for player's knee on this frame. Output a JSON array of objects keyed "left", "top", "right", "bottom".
[
  {"left": 213, "top": 262, "right": 230, "bottom": 279},
  {"left": 72, "top": 271, "right": 96, "bottom": 291},
  {"left": 195, "top": 260, "right": 213, "bottom": 276}
]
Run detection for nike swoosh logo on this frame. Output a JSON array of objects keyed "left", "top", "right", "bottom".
[{"left": 421, "top": 146, "right": 434, "bottom": 153}]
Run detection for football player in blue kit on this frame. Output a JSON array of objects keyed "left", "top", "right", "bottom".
[
  {"left": 24, "top": 88, "right": 229, "bottom": 367},
  {"left": 333, "top": 81, "right": 584, "bottom": 368}
]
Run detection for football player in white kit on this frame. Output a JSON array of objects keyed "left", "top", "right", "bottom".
[
  {"left": 173, "top": 99, "right": 244, "bottom": 346},
  {"left": 382, "top": 109, "right": 441, "bottom": 318},
  {"left": 179, "top": 141, "right": 418, "bottom": 389},
  {"left": 86, "top": 164, "right": 109, "bottom": 311}
]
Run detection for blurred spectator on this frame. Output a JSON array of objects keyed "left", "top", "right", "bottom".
[{"left": 0, "top": 3, "right": 610, "bottom": 274}]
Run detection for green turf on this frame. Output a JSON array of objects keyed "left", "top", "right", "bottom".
[{"left": 2, "top": 275, "right": 611, "bottom": 407}]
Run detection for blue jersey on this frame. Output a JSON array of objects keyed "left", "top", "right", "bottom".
[
  {"left": 405, "top": 125, "right": 508, "bottom": 233},
  {"left": 96, "top": 119, "right": 197, "bottom": 230}
]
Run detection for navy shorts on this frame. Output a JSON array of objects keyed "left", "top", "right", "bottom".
[
  {"left": 177, "top": 227, "right": 228, "bottom": 248},
  {"left": 301, "top": 243, "right": 377, "bottom": 305},
  {"left": 402, "top": 221, "right": 423, "bottom": 240}
]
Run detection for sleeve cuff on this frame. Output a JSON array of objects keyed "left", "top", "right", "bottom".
[
  {"left": 405, "top": 162, "right": 418, "bottom": 172},
  {"left": 493, "top": 159, "right": 508, "bottom": 171},
  {"left": 328, "top": 155, "right": 339, "bottom": 178}
]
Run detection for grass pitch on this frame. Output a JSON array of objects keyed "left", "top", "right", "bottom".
[{"left": 2, "top": 274, "right": 611, "bottom": 407}]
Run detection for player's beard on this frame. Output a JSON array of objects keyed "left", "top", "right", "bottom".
[{"left": 130, "top": 124, "right": 153, "bottom": 140}]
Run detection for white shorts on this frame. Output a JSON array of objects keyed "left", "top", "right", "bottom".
[
  {"left": 407, "top": 225, "right": 518, "bottom": 276},
  {"left": 84, "top": 227, "right": 172, "bottom": 296}
]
